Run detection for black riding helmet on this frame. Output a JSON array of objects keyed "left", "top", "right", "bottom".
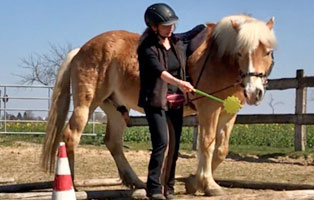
[{"left": 144, "top": 3, "right": 179, "bottom": 27}]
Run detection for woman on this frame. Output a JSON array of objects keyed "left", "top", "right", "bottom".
[{"left": 137, "top": 3, "right": 206, "bottom": 199}]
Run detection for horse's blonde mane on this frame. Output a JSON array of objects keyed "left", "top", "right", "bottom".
[{"left": 212, "top": 15, "right": 277, "bottom": 59}]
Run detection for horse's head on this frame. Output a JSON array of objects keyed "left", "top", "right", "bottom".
[
  {"left": 213, "top": 15, "right": 277, "bottom": 105},
  {"left": 233, "top": 17, "right": 276, "bottom": 105}
]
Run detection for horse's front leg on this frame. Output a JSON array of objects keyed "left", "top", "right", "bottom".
[
  {"left": 186, "top": 105, "right": 224, "bottom": 196},
  {"left": 100, "top": 101, "right": 145, "bottom": 189},
  {"left": 212, "top": 113, "right": 236, "bottom": 172}
]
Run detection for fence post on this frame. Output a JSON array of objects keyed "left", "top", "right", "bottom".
[
  {"left": 294, "top": 69, "right": 307, "bottom": 151},
  {"left": 3, "top": 87, "right": 7, "bottom": 133},
  {"left": 92, "top": 112, "right": 96, "bottom": 135},
  {"left": 47, "top": 87, "right": 51, "bottom": 111},
  {"left": 192, "top": 125, "right": 199, "bottom": 150}
]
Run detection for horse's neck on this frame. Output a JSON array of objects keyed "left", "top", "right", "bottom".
[
  {"left": 188, "top": 43, "right": 241, "bottom": 99},
  {"left": 190, "top": 40, "right": 236, "bottom": 77}
]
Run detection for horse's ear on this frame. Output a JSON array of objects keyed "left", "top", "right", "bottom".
[
  {"left": 266, "top": 17, "right": 275, "bottom": 30},
  {"left": 205, "top": 23, "right": 215, "bottom": 29},
  {"left": 230, "top": 20, "right": 240, "bottom": 33}
]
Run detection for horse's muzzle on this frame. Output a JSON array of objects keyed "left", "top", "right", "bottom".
[{"left": 244, "top": 87, "right": 264, "bottom": 105}]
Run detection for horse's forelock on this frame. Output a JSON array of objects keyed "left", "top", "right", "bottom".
[
  {"left": 213, "top": 15, "right": 277, "bottom": 59},
  {"left": 237, "top": 20, "right": 277, "bottom": 53}
]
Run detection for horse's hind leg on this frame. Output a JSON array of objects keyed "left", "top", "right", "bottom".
[
  {"left": 62, "top": 102, "right": 97, "bottom": 181},
  {"left": 100, "top": 101, "right": 145, "bottom": 189},
  {"left": 62, "top": 106, "right": 88, "bottom": 180}
]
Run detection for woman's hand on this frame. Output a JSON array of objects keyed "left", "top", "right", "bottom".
[
  {"left": 160, "top": 71, "right": 195, "bottom": 93},
  {"left": 177, "top": 80, "right": 195, "bottom": 93}
]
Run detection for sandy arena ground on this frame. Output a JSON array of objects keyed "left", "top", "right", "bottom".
[{"left": 1, "top": 142, "right": 314, "bottom": 199}]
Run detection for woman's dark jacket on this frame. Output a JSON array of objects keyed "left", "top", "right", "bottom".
[{"left": 137, "top": 24, "right": 207, "bottom": 110}]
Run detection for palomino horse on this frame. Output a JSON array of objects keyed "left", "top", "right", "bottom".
[{"left": 42, "top": 14, "right": 276, "bottom": 195}]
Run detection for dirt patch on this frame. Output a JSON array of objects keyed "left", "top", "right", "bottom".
[{"left": 1, "top": 142, "right": 314, "bottom": 198}]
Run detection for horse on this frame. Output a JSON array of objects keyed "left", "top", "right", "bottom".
[{"left": 41, "top": 14, "right": 277, "bottom": 196}]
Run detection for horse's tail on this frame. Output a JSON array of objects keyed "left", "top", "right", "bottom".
[{"left": 41, "top": 48, "right": 80, "bottom": 173}]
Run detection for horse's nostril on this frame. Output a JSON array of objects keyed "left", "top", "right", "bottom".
[
  {"left": 244, "top": 90, "right": 248, "bottom": 98},
  {"left": 256, "top": 88, "right": 263, "bottom": 100}
]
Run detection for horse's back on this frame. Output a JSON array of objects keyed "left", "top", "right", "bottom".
[
  {"left": 71, "top": 29, "right": 140, "bottom": 75},
  {"left": 70, "top": 30, "right": 141, "bottom": 105},
  {"left": 80, "top": 30, "right": 140, "bottom": 58}
]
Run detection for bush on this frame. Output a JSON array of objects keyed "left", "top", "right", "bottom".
[{"left": 230, "top": 124, "right": 296, "bottom": 148}]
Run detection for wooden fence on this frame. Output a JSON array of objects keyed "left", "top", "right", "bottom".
[{"left": 130, "top": 69, "right": 314, "bottom": 151}]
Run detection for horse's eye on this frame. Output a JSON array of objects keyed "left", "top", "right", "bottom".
[
  {"left": 237, "top": 52, "right": 242, "bottom": 57},
  {"left": 265, "top": 50, "right": 273, "bottom": 56}
]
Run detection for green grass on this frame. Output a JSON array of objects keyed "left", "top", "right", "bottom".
[
  {"left": 0, "top": 134, "right": 43, "bottom": 146},
  {"left": 1, "top": 123, "right": 314, "bottom": 158}
]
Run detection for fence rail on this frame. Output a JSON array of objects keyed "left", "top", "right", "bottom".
[
  {"left": 130, "top": 114, "right": 314, "bottom": 126},
  {"left": 0, "top": 69, "right": 313, "bottom": 151},
  {"left": 118, "top": 69, "right": 314, "bottom": 151},
  {"left": 0, "top": 84, "right": 102, "bottom": 136}
]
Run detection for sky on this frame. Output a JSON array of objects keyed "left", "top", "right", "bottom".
[{"left": 1, "top": 0, "right": 314, "bottom": 116}]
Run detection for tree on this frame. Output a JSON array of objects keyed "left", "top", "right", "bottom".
[
  {"left": 2, "top": 112, "right": 16, "bottom": 120},
  {"left": 18, "top": 43, "right": 73, "bottom": 86},
  {"left": 268, "top": 93, "right": 284, "bottom": 114},
  {"left": 16, "top": 112, "right": 22, "bottom": 120},
  {"left": 23, "top": 111, "right": 35, "bottom": 120}
]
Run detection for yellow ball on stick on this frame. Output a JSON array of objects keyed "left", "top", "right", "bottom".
[
  {"left": 194, "top": 89, "right": 241, "bottom": 114},
  {"left": 223, "top": 96, "right": 242, "bottom": 114}
]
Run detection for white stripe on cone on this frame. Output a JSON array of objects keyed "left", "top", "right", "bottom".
[
  {"left": 56, "top": 158, "right": 71, "bottom": 175},
  {"left": 52, "top": 189, "right": 76, "bottom": 199}
]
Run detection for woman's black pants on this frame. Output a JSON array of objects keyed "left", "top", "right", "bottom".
[{"left": 144, "top": 106, "right": 183, "bottom": 195}]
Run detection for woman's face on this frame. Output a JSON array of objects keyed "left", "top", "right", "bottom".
[{"left": 152, "top": 24, "right": 174, "bottom": 38}]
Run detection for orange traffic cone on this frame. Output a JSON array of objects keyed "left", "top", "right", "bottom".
[{"left": 52, "top": 142, "right": 76, "bottom": 200}]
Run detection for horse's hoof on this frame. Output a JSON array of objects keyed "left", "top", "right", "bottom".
[
  {"left": 134, "top": 181, "right": 146, "bottom": 189},
  {"left": 123, "top": 179, "right": 146, "bottom": 189},
  {"left": 204, "top": 188, "right": 224, "bottom": 196},
  {"left": 185, "top": 175, "right": 197, "bottom": 195},
  {"left": 120, "top": 173, "right": 146, "bottom": 189}
]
